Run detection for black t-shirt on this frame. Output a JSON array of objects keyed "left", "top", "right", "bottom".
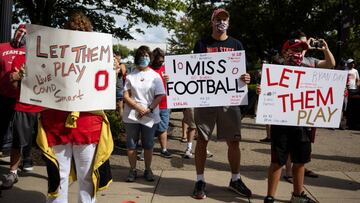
[{"left": 193, "top": 36, "right": 244, "bottom": 53}]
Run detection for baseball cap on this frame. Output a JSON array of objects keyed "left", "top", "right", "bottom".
[
  {"left": 282, "top": 38, "right": 308, "bottom": 53},
  {"left": 346, "top": 58, "right": 355, "bottom": 64},
  {"left": 211, "top": 8, "right": 229, "bottom": 21},
  {"left": 17, "top": 24, "right": 26, "bottom": 30}
]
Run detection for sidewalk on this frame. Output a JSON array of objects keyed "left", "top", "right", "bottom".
[{"left": 0, "top": 166, "right": 359, "bottom": 203}]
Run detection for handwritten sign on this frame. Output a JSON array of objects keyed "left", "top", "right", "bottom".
[
  {"left": 165, "top": 51, "right": 248, "bottom": 109},
  {"left": 20, "top": 24, "right": 115, "bottom": 111},
  {"left": 256, "top": 64, "right": 347, "bottom": 128}
]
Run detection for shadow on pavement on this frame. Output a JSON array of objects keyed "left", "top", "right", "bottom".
[{"left": 0, "top": 186, "right": 46, "bottom": 202}]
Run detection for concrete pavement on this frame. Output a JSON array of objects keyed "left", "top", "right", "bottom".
[
  {"left": 0, "top": 115, "right": 359, "bottom": 202},
  {"left": 0, "top": 166, "right": 359, "bottom": 202}
]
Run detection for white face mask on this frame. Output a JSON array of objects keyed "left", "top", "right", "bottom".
[{"left": 215, "top": 21, "right": 229, "bottom": 33}]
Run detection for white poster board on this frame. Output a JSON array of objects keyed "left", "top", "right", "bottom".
[
  {"left": 256, "top": 64, "right": 347, "bottom": 128},
  {"left": 20, "top": 24, "right": 115, "bottom": 111},
  {"left": 165, "top": 51, "right": 248, "bottom": 109}
]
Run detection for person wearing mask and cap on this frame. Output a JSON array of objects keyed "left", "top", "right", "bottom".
[
  {"left": 192, "top": 8, "right": 252, "bottom": 200},
  {"left": 0, "top": 24, "right": 27, "bottom": 154},
  {"left": 0, "top": 24, "right": 36, "bottom": 174},
  {"left": 262, "top": 30, "right": 335, "bottom": 203}
]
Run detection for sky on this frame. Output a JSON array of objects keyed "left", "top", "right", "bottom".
[{"left": 113, "top": 15, "right": 170, "bottom": 52}]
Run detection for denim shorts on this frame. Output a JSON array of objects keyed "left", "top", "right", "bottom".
[
  {"left": 157, "top": 109, "right": 170, "bottom": 133},
  {"left": 125, "top": 123, "right": 158, "bottom": 150}
]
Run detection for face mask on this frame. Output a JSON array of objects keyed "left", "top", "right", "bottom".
[
  {"left": 215, "top": 21, "right": 229, "bottom": 33},
  {"left": 138, "top": 56, "right": 150, "bottom": 69},
  {"left": 12, "top": 30, "right": 26, "bottom": 48},
  {"left": 288, "top": 52, "right": 303, "bottom": 65}
]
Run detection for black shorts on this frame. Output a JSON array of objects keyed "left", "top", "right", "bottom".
[
  {"left": 12, "top": 111, "right": 38, "bottom": 149},
  {"left": 270, "top": 125, "right": 312, "bottom": 166},
  {"left": 0, "top": 96, "right": 15, "bottom": 149}
]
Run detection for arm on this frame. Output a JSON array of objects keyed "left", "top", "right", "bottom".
[
  {"left": 240, "top": 73, "right": 251, "bottom": 84},
  {"left": 308, "top": 38, "right": 336, "bottom": 69},
  {"left": 123, "top": 89, "right": 148, "bottom": 116},
  {"left": 10, "top": 64, "right": 25, "bottom": 89}
]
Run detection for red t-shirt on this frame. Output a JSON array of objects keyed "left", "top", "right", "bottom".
[
  {"left": 150, "top": 65, "right": 167, "bottom": 109},
  {"left": 11, "top": 54, "right": 44, "bottom": 112},
  {"left": 41, "top": 110, "right": 103, "bottom": 147},
  {"left": 0, "top": 43, "right": 25, "bottom": 98}
]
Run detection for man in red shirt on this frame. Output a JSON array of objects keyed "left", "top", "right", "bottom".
[
  {"left": 1, "top": 53, "right": 44, "bottom": 189},
  {"left": 0, "top": 24, "right": 26, "bottom": 153},
  {"left": 149, "top": 48, "right": 172, "bottom": 158}
]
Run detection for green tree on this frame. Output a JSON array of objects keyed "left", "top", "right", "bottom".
[
  {"left": 113, "top": 44, "right": 130, "bottom": 58},
  {"left": 167, "top": 0, "right": 360, "bottom": 67},
  {"left": 13, "top": 0, "right": 186, "bottom": 40}
]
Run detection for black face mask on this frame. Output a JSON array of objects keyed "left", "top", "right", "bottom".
[
  {"left": 152, "top": 63, "right": 162, "bottom": 68},
  {"left": 11, "top": 30, "right": 26, "bottom": 48}
]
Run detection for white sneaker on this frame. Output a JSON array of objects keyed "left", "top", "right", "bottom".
[
  {"left": 206, "top": 150, "right": 213, "bottom": 158},
  {"left": 137, "top": 150, "right": 144, "bottom": 161},
  {"left": 184, "top": 149, "right": 193, "bottom": 159}
]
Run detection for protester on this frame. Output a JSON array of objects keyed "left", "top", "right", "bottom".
[
  {"left": 114, "top": 52, "right": 127, "bottom": 118},
  {"left": 0, "top": 24, "right": 26, "bottom": 155},
  {"left": 1, "top": 51, "right": 43, "bottom": 189},
  {"left": 123, "top": 45, "right": 165, "bottom": 182},
  {"left": 182, "top": 108, "right": 196, "bottom": 159},
  {"left": 345, "top": 59, "right": 359, "bottom": 97},
  {"left": 263, "top": 30, "right": 335, "bottom": 203},
  {"left": 345, "top": 58, "right": 360, "bottom": 129},
  {"left": 192, "top": 8, "right": 252, "bottom": 199},
  {"left": 182, "top": 108, "right": 213, "bottom": 159},
  {"left": 149, "top": 48, "right": 172, "bottom": 158},
  {"left": 36, "top": 11, "right": 113, "bottom": 203}
]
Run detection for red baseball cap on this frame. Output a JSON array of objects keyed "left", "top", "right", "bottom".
[
  {"left": 282, "top": 39, "right": 308, "bottom": 53},
  {"left": 211, "top": 8, "right": 229, "bottom": 21},
  {"left": 17, "top": 24, "right": 26, "bottom": 30}
]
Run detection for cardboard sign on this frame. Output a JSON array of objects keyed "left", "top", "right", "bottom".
[
  {"left": 165, "top": 51, "right": 248, "bottom": 109},
  {"left": 256, "top": 64, "right": 347, "bottom": 128},
  {"left": 20, "top": 24, "right": 115, "bottom": 111}
]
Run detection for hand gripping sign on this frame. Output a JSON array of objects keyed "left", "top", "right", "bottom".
[
  {"left": 256, "top": 64, "right": 347, "bottom": 128},
  {"left": 20, "top": 24, "right": 115, "bottom": 111},
  {"left": 165, "top": 51, "right": 248, "bottom": 109}
]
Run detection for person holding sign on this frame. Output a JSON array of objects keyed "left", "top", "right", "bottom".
[
  {"left": 0, "top": 24, "right": 26, "bottom": 155},
  {"left": 263, "top": 31, "right": 335, "bottom": 203},
  {"left": 192, "top": 8, "right": 252, "bottom": 199},
  {"left": 123, "top": 46, "right": 165, "bottom": 182},
  {"left": 1, "top": 53, "right": 44, "bottom": 190},
  {"left": 36, "top": 12, "right": 113, "bottom": 203}
]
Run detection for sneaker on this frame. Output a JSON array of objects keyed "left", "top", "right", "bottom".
[
  {"left": 206, "top": 150, "right": 213, "bottom": 158},
  {"left": 290, "top": 192, "right": 317, "bottom": 203},
  {"left": 193, "top": 180, "right": 206, "bottom": 199},
  {"left": 21, "top": 159, "right": 34, "bottom": 172},
  {"left": 1, "top": 172, "right": 18, "bottom": 189},
  {"left": 260, "top": 137, "right": 271, "bottom": 142},
  {"left": 228, "top": 178, "right": 252, "bottom": 197},
  {"left": 184, "top": 149, "right": 193, "bottom": 159},
  {"left": 264, "top": 195, "right": 275, "bottom": 203},
  {"left": 160, "top": 150, "right": 172, "bottom": 158},
  {"left": 126, "top": 169, "right": 137, "bottom": 182},
  {"left": 144, "top": 169, "right": 155, "bottom": 182},
  {"left": 137, "top": 149, "right": 144, "bottom": 161}
]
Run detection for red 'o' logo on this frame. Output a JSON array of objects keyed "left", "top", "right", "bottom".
[{"left": 95, "top": 70, "right": 109, "bottom": 91}]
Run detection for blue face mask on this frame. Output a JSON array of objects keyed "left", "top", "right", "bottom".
[{"left": 138, "top": 56, "right": 150, "bottom": 68}]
